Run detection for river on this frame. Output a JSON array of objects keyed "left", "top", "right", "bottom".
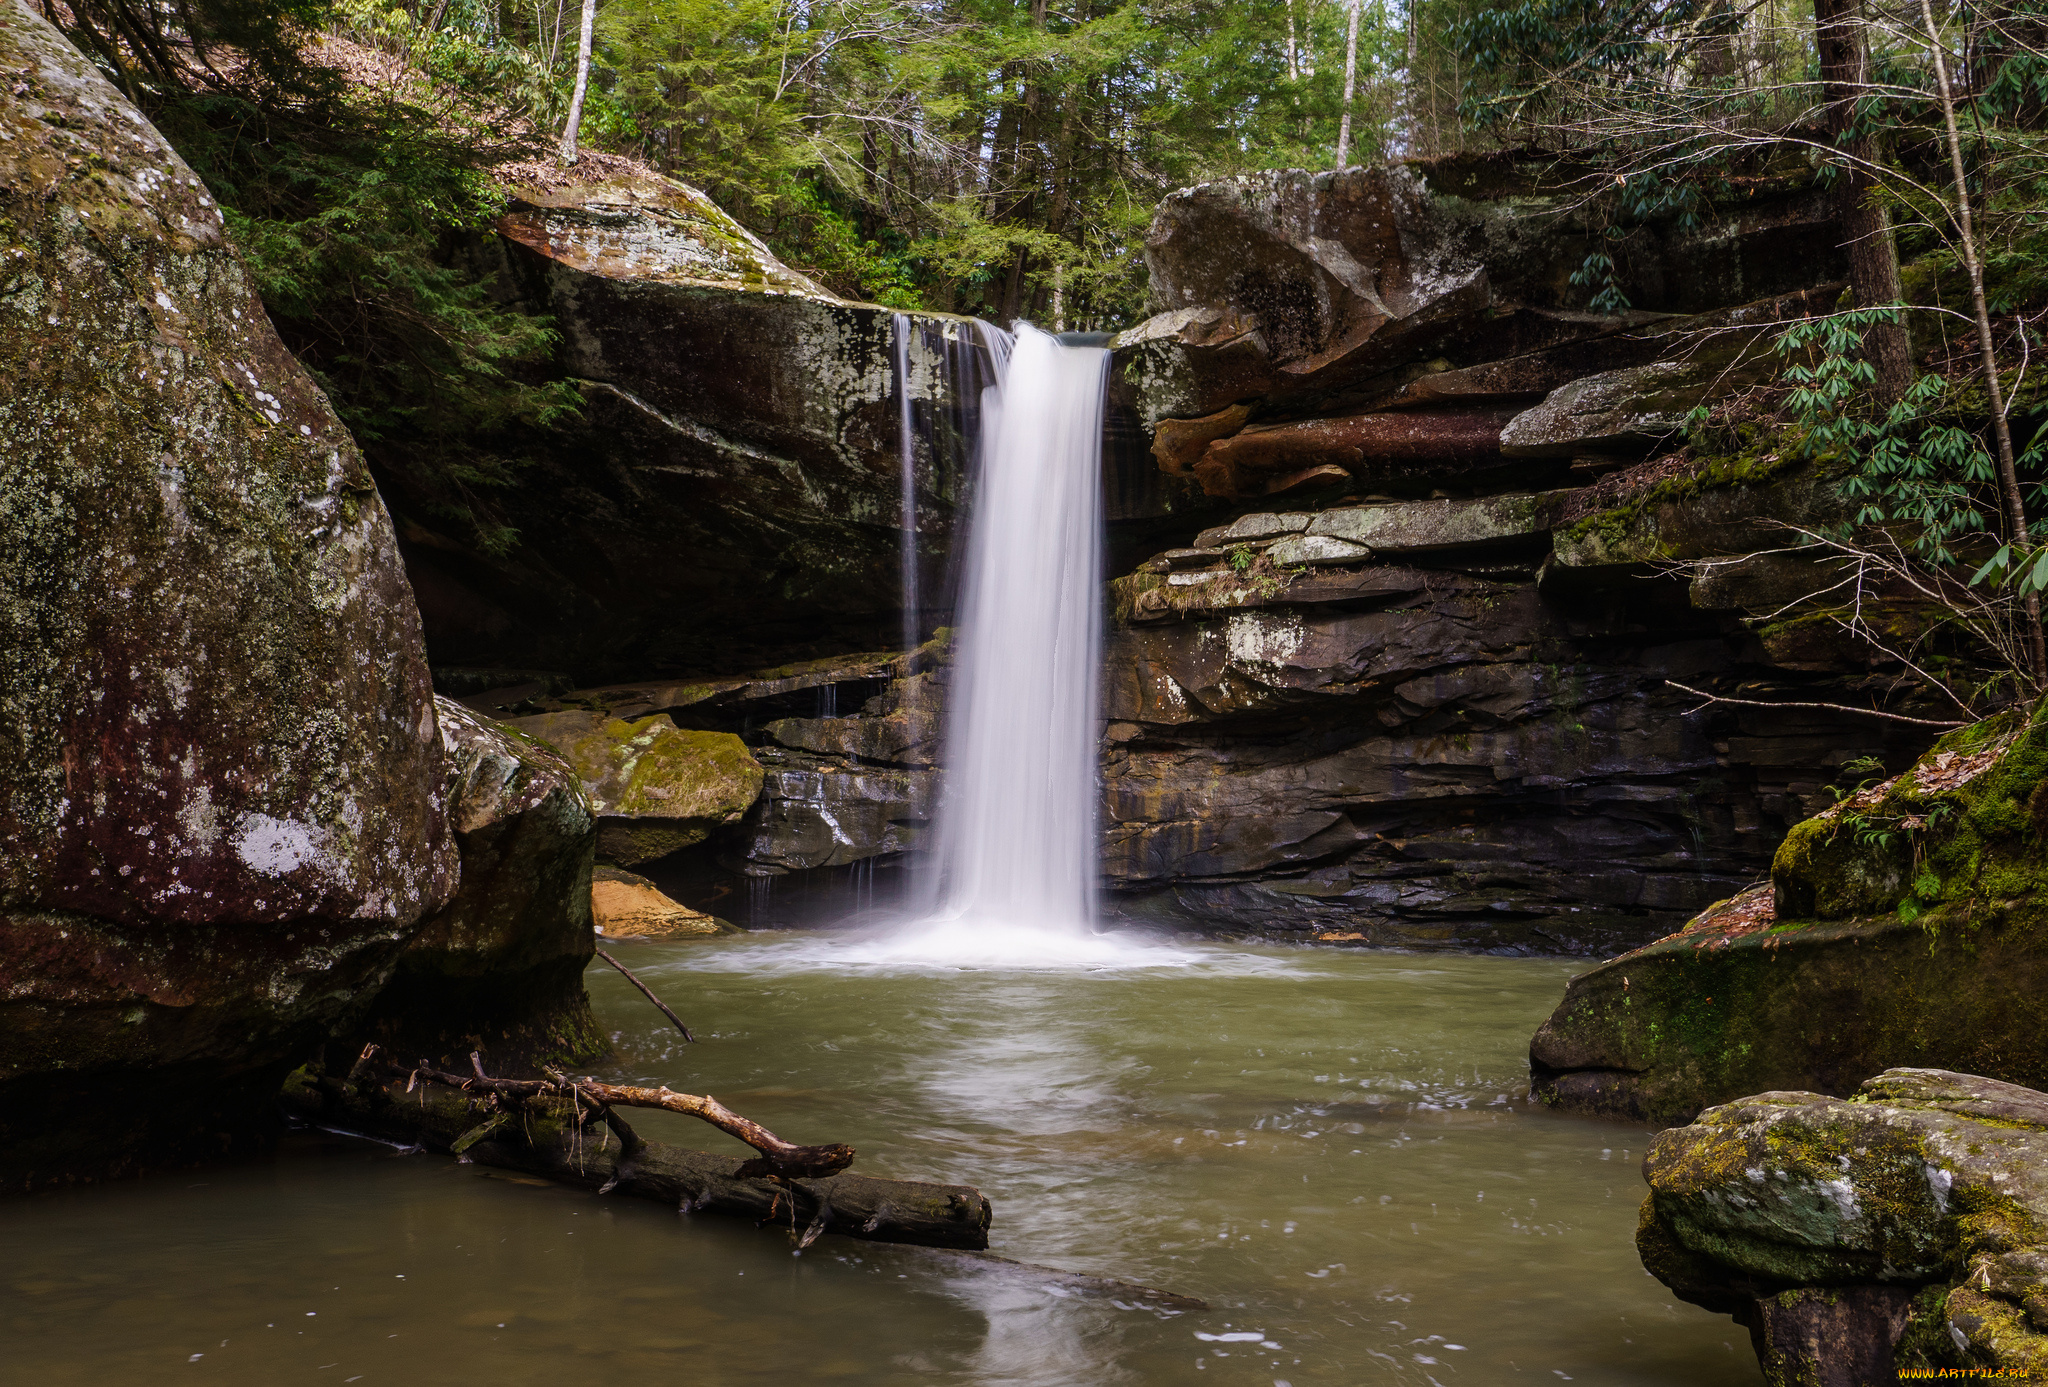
[{"left": 4, "top": 937, "right": 1757, "bottom": 1385}]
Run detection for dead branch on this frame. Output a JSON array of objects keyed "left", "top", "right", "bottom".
[
  {"left": 593, "top": 945, "right": 694, "bottom": 1043},
  {"left": 287, "top": 1065, "right": 990, "bottom": 1250},
  {"left": 352, "top": 1045, "right": 854, "bottom": 1181},
  {"left": 1665, "top": 680, "right": 1967, "bottom": 727}
]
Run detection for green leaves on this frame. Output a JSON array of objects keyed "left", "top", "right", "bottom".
[{"left": 1775, "top": 308, "right": 2006, "bottom": 570}]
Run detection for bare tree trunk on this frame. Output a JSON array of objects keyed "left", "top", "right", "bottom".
[
  {"left": 1814, "top": 0, "right": 1913, "bottom": 403},
  {"left": 558, "top": 0, "right": 596, "bottom": 166},
  {"left": 1406, "top": 0, "right": 1420, "bottom": 153},
  {"left": 1335, "top": 0, "right": 1362, "bottom": 169},
  {"left": 1916, "top": 0, "right": 2045, "bottom": 683},
  {"left": 1287, "top": 0, "right": 1300, "bottom": 81}
]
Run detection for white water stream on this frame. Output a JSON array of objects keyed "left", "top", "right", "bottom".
[{"left": 881, "top": 324, "right": 1133, "bottom": 964}]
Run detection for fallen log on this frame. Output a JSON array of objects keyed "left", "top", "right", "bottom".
[{"left": 280, "top": 1061, "right": 991, "bottom": 1250}]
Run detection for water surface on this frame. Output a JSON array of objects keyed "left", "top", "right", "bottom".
[{"left": 3, "top": 938, "right": 1759, "bottom": 1385}]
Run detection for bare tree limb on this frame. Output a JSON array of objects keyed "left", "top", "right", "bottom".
[
  {"left": 594, "top": 945, "right": 694, "bottom": 1043},
  {"left": 352, "top": 1045, "right": 856, "bottom": 1181},
  {"left": 1664, "top": 680, "right": 1967, "bottom": 727}
]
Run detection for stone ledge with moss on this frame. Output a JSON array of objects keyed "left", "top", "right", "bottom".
[
  {"left": 509, "top": 710, "right": 765, "bottom": 866},
  {"left": 1637, "top": 1067, "right": 2048, "bottom": 1384},
  {"left": 1531, "top": 708, "right": 2048, "bottom": 1124}
]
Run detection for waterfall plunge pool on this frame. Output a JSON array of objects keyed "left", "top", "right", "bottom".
[{"left": 4, "top": 939, "right": 1756, "bottom": 1385}]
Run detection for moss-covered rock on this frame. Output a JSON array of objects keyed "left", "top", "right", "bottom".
[
  {"left": 0, "top": 0, "right": 457, "bottom": 1191},
  {"left": 1531, "top": 709, "right": 2048, "bottom": 1123},
  {"left": 345, "top": 699, "right": 603, "bottom": 1069},
  {"left": 1638, "top": 1068, "right": 2048, "bottom": 1383},
  {"left": 509, "top": 710, "right": 763, "bottom": 865}
]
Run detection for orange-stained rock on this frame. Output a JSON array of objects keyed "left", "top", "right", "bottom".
[
  {"left": 591, "top": 870, "right": 734, "bottom": 939},
  {"left": 1151, "top": 403, "right": 1253, "bottom": 477}
]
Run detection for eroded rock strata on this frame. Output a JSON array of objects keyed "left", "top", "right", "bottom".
[
  {"left": 0, "top": 0, "right": 455, "bottom": 1188},
  {"left": 1082, "top": 161, "right": 1939, "bottom": 949}
]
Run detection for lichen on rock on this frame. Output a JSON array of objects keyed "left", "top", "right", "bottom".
[
  {"left": 1639, "top": 1068, "right": 2048, "bottom": 1383},
  {"left": 0, "top": 0, "right": 457, "bottom": 1189}
]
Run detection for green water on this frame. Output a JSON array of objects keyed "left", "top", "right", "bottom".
[{"left": 3, "top": 938, "right": 1759, "bottom": 1384}]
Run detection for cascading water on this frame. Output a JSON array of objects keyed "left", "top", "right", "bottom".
[
  {"left": 891, "top": 313, "right": 921, "bottom": 658},
  {"left": 892, "top": 313, "right": 1014, "bottom": 657},
  {"left": 885, "top": 324, "right": 1130, "bottom": 963}
]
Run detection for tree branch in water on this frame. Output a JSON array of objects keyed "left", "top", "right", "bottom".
[
  {"left": 351, "top": 1045, "right": 855, "bottom": 1181},
  {"left": 593, "top": 945, "right": 695, "bottom": 1043}
]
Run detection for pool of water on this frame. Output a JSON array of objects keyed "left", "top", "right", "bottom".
[{"left": 2, "top": 937, "right": 1759, "bottom": 1385}]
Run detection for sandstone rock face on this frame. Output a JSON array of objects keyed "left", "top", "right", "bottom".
[
  {"left": 591, "top": 866, "right": 731, "bottom": 939},
  {"left": 1077, "top": 156, "right": 1936, "bottom": 950},
  {"left": 349, "top": 700, "right": 600, "bottom": 1067},
  {"left": 507, "top": 711, "right": 763, "bottom": 866},
  {"left": 399, "top": 172, "right": 1187, "bottom": 684},
  {"left": 1639, "top": 1069, "right": 2048, "bottom": 1383},
  {"left": 1095, "top": 461, "right": 1947, "bottom": 948},
  {"left": 1531, "top": 713, "right": 2048, "bottom": 1119},
  {"left": 0, "top": 1, "right": 457, "bottom": 1189},
  {"left": 1118, "top": 157, "right": 1841, "bottom": 447}
]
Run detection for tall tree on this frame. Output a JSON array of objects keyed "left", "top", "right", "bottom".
[
  {"left": 1336, "top": 0, "right": 1362, "bottom": 166},
  {"left": 1813, "top": 0, "right": 1913, "bottom": 404},
  {"left": 559, "top": 0, "right": 596, "bottom": 164}
]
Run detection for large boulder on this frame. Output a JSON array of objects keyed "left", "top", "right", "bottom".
[
  {"left": 347, "top": 699, "right": 602, "bottom": 1068},
  {"left": 1638, "top": 1069, "right": 2048, "bottom": 1384},
  {"left": 1117, "top": 158, "right": 1842, "bottom": 424},
  {"left": 1531, "top": 712, "right": 2048, "bottom": 1121},
  {"left": 0, "top": 0, "right": 456, "bottom": 1189}
]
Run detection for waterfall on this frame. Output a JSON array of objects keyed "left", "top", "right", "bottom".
[
  {"left": 891, "top": 313, "right": 920, "bottom": 657},
  {"left": 896, "top": 324, "right": 1115, "bottom": 960},
  {"left": 891, "top": 315, "right": 1013, "bottom": 655}
]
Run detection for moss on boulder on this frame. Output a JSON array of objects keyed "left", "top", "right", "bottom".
[
  {"left": 1639, "top": 1068, "right": 2048, "bottom": 1382},
  {"left": 0, "top": 0, "right": 456, "bottom": 1190},
  {"left": 509, "top": 710, "right": 763, "bottom": 865}
]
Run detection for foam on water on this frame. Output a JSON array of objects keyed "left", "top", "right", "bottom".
[{"left": 897, "top": 324, "right": 1124, "bottom": 965}]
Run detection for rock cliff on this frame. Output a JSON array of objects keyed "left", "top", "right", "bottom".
[
  {"left": 432, "top": 155, "right": 1957, "bottom": 954},
  {"left": 1088, "top": 159, "right": 1938, "bottom": 949},
  {"left": 0, "top": 0, "right": 455, "bottom": 1188}
]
